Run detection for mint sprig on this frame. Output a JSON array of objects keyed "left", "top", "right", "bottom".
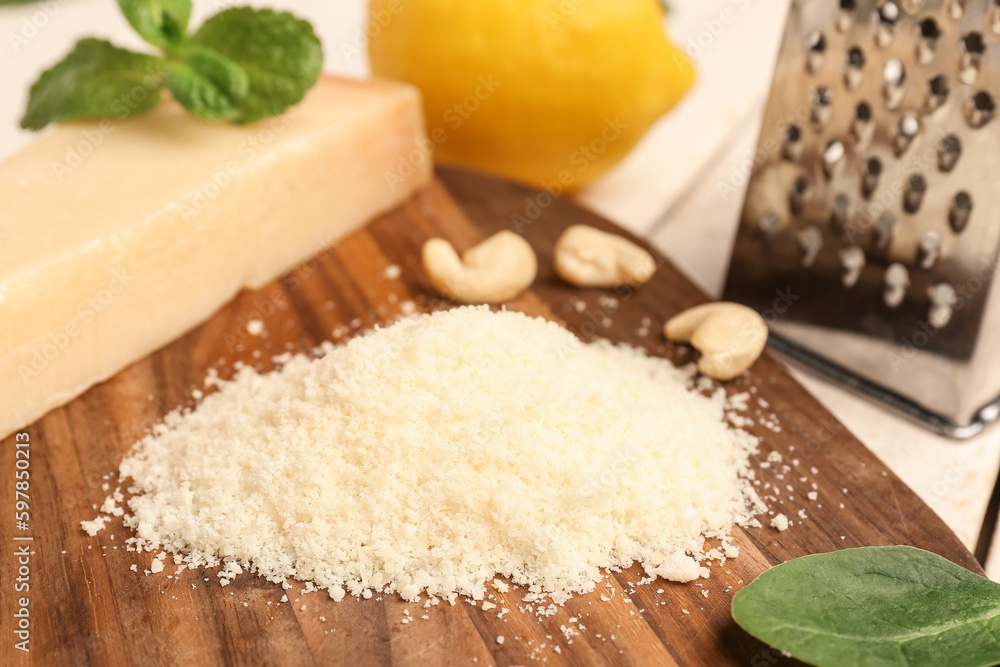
[
  {"left": 118, "top": 0, "right": 190, "bottom": 50},
  {"left": 188, "top": 8, "right": 323, "bottom": 124},
  {"left": 20, "top": 0, "right": 322, "bottom": 130},
  {"left": 21, "top": 38, "right": 164, "bottom": 131}
]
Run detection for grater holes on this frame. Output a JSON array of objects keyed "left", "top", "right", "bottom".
[
  {"left": 925, "top": 74, "right": 950, "bottom": 113},
  {"left": 965, "top": 90, "right": 995, "bottom": 128},
  {"left": 810, "top": 86, "right": 833, "bottom": 128},
  {"left": 839, "top": 246, "right": 865, "bottom": 288},
  {"left": 883, "top": 262, "right": 909, "bottom": 308},
  {"left": 962, "top": 32, "right": 985, "bottom": 54},
  {"left": 904, "top": 174, "right": 927, "bottom": 213},
  {"left": 894, "top": 113, "right": 920, "bottom": 155},
  {"left": 726, "top": 0, "right": 1000, "bottom": 365},
  {"left": 874, "top": 212, "right": 896, "bottom": 253},
  {"left": 928, "top": 283, "right": 957, "bottom": 328},
  {"left": 989, "top": 0, "right": 1000, "bottom": 36},
  {"left": 789, "top": 176, "right": 810, "bottom": 215},
  {"left": 876, "top": 2, "right": 900, "bottom": 48},
  {"left": 948, "top": 0, "right": 969, "bottom": 21},
  {"left": 830, "top": 193, "right": 851, "bottom": 232},
  {"left": 728, "top": 0, "right": 1000, "bottom": 362},
  {"left": 838, "top": 0, "right": 857, "bottom": 32},
  {"left": 807, "top": 31, "right": 826, "bottom": 51},
  {"left": 862, "top": 156, "right": 882, "bottom": 198},
  {"left": 949, "top": 191, "right": 973, "bottom": 232},
  {"left": 883, "top": 59, "right": 906, "bottom": 110},
  {"left": 917, "top": 229, "right": 942, "bottom": 269},
  {"left": 877, "top": 4, "right": 900, "bottom": 25},
  {"left": 959, "top": 32, "right": 985, "bottom": 85},
  {"left": 938, "top": 134, "right": 961, "bottom": 172},
  {"left": 806, "top": 31, "right": 826, "bottom": 73},
  {"left": 915, "top": 18, "right": 941, "bottom": 64},
  {"left": 918, "top": 17, "right": 939, "bottom": 38},
  {"left": 845, "top": 46, "right": 866, "bottom": 90},
  {"left": 783, "top": 124, "right": 804, "bottom": 162},
  {"left": 822, "top": 140, "right": 846, "bottom": 179},
  {"left": 797, "top": 226, "right": 824, "bottom": 268},
  {"left": 853, "top": 102, "right": 875, "bottom": 145}
]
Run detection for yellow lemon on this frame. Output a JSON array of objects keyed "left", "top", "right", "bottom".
[{"left": 368, "top": 0, "right": 695, "bottom": 191}]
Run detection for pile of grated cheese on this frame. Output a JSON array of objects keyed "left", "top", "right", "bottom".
[{"left": 115, "top": 306, "right": 764, "bottom": 603}]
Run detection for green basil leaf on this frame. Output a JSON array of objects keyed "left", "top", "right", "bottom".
[
  {"left": 117, "top": 0, "right": 191, "bottom": 49},
  {"left": 732, "top": 546, "right": 1000, "bottom": 667},
  {"left": 21, "top": 38, "right": 164, "bottom": 130},
  {"left": 187, "top": 6, "right": 322, "bottom": 124}
]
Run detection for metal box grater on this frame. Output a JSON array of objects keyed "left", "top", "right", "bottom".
[{"left": 723, "top": 0, "right": 1000, "bottom": 438}]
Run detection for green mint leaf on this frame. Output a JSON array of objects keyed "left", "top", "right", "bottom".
[
  {"left": 188, "top": 7, "right": 322, "bottom": 124},
  {"left": 731, "top": 546, "right": 1000, "bottom": 667},
  {"left": 20, "top": 38, "right": 164, "bottom": 130},
  {"left": 164, "top": 48, "right": 248, "bottom": 121},
  {"left": 186, "top": 46, "right": 250, "bottom": 100},
  {"left": 164, "top": 62, "right": 235, "bottom": 122},
  {"left": 118, "top": 0, "right": 191, "bottom": 50}
]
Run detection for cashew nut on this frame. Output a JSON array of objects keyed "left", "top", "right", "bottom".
[
  {"left": 422, "top": 231, "right": 537, "bottom": 304},
  {"left": 554, "top": 225, "right": 656, "bottom": 288},
  {"left": 663, "top": 302, "right": 768, "bottom": 381}
]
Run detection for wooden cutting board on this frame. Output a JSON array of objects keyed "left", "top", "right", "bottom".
[{"left": 1, "top": 167, "right": 981, "bottom": 666}]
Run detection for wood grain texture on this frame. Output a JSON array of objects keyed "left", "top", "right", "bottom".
[{"left": 0, "top": 167, "right": 982, "bottom": 666}]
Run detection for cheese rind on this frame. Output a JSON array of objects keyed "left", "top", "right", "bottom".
[{"left": 0, "top": 76, "right": 431, "bottom": 439}]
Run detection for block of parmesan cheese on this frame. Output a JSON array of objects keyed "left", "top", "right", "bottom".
[{"left": 0, "top": 75, "right": 431, "bottom": 440}]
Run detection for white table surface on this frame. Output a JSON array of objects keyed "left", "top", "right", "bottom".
[{"left": 3, "top": 0, "right": 998, "bottom": 571}]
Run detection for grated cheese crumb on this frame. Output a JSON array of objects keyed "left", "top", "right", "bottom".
[
  {"left": 111, "top": 307, "right": 766, "bottom": 603},
  {"left": 81, "top": 517, "right": 108, "bottom": 536},
  {"left": 100, "top": 495, "right": 124, "bottom": 517}
]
